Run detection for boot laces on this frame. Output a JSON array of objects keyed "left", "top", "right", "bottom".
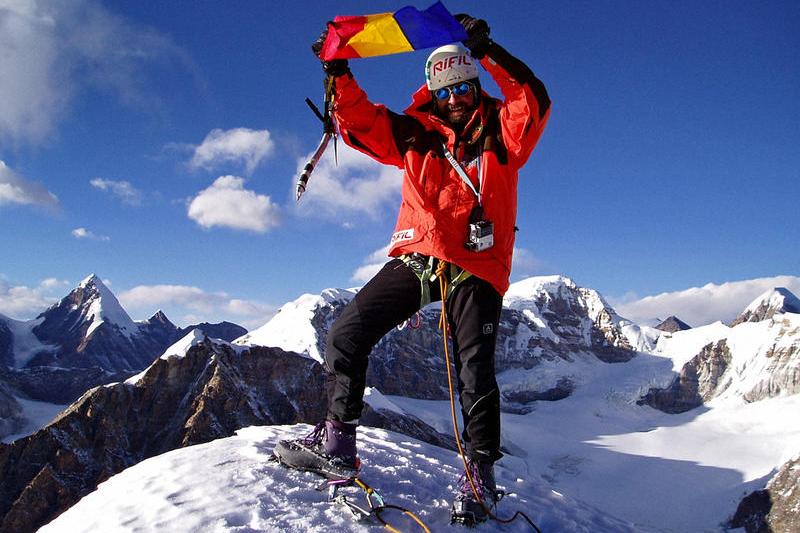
[
  {"left": 301, "top": 421, "right": 326, "bottom": 447},
  {"left": 458, "top": 459, "right": 496, "bottom": 501}
]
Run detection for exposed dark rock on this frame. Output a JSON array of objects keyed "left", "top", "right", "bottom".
[
  {"left": 0, "top": 379, "right": 24, "bottom": 440},
  {"left": 3, "top": 367, "right": 136, "bottom": 404},
  {"left": 655, "top": 316, "right": 692, "bottom": 332},
  {"left": 0, "top": 319, "right": 12, "bottom": 369},
  {"left": 638, "top": 340, "right": 732, "bottom": 413},
  {"left": 360, "top": 403, "right": 456, "bottom": 452},
  {"left": 729, "top": 455, "right": 800, "bottom": 533},
  {"left": 178, "top": 321, "right": 247, "bottom": 343},
  {"left": 503, "top": 378, "right": 574, "bottom": 404}
]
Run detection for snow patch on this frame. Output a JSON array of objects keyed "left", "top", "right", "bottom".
[{"left": 41, "top": 425, "right": 641, "bottom": 533}]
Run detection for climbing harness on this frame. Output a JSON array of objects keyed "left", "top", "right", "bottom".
[
  {"left": 435, "top": 260, "right": 543, "bottom": 532},
  {"left": 400, "top": 253, "right": 472, "bottom": 308},
  {"left": 320, "top": 476, "right": 432, "bottom": 533}
]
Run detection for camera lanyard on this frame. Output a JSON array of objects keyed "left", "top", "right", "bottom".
[{"left": 441, "top": 142, "right": 483, "bottom": 205}]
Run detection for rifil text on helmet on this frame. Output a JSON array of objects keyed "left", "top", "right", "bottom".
[{"left": 431, "top": 55, "right": 473, "bottom": 77}]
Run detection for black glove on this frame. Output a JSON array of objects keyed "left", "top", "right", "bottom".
[
  {"left": 312, "top": 26, "right": 350, "bottom": 77},
  {"left": 454, "top": 14, "right": 491, "bottom": 59}
]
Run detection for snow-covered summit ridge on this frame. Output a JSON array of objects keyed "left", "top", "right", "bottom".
[
  {"left": 732, "top": 287, "right": 800, "bottom": 327},
  {"left": 234, "top": 287, "right": 357, "bottom": 361},
  {"left": 504, "top": 275, "right": 659, "bottom": 353},
  {"left": 41, "top": 424, "right": 640, "bottom": 533},
  {"left": 505, "top": 275, "right": 616, "bottom": 321}
]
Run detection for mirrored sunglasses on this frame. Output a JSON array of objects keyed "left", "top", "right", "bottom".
[{"left": 433, "top": 81, "right": 475, "bottom": 101}]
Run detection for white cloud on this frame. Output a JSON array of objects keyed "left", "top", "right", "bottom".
[
  {"left": 511, "top": 247, "right": 546, "bottom": 279},
  {"left": 0, "top": 160, "right": 59, "bottom": 209},
  {"left": 72, "top": 227, "right": 110, "bottom": 241},
  {"left": 187, "top": 175, "right": 280, "bottom": 233},
  {"left": 611, "top": 275, "right": 800, "bottom": 327},
  {"left": 90, "top": 178, "right": 143, "bottom": 205},
  {"left": 0, "top": 276, "right": 68, "bottom": 319},
  {"left": 118, "top": 284, "right": 276, "bottom": 329},
  {"left": 0, "top": 0, "right": 190, "bottom": 144},
  {"left": 294, "top": 142, "right": 402, "bottom": 221},
  {"left": 190, "top": 128, "right": 274, "bottom": 175},
  {"left": 351, "top": 244, "right": 393, "bottom": 284}
]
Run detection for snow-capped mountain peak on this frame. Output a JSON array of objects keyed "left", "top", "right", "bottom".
[
  {"left": 75, "top": 275, "right": 138, "bottom": 338},
  {"left": 234, "top": 288, "right": 357, "bottom": 361},
  {"left": 731, "top": 287, "right": 800, "bottom": 326}
]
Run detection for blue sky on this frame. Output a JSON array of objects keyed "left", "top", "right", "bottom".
[{"left": 1, "top": 0, "right": 798, "bottom": 328}]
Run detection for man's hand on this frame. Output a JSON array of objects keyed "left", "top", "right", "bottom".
[
  {"left": 455, "top": 14, "right": 491, "bottom": 59},
  {"left": 312, "top": 26, "right": 350, "bottom": 77}
]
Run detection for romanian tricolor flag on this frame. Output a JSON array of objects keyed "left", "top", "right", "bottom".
[{"left": 319, "top": 2, "right": 467, "bottom": 61}]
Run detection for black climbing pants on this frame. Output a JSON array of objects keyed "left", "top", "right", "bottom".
[{"left": 325, "top": 257, "right": 504, "bottom": 463}]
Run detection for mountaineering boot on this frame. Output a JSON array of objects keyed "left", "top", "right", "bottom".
[
  {"left": 451, "top": 459, "right": 500, "bottom": 526},
  {"left": 274, "top": 420, "right": 359, "bottom": 480}
]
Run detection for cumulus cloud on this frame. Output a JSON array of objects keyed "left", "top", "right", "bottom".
[
  {"left": 72, "top": 227, "right": 110, "bottom": 241},
  {"left": 0, "top": 160, "right": 59, "bottom": 209},
  {"left": 611, "top": 275, "right": 800, "bottom": 327},
  {"left": 351, "top": 244, "right": 393, "bottom": 284},
  {"left": 294, "top": 143, "right": 402, "bottom": 221},
  {"left": 190, "top": 128, "right": 274, "bottom": 175},
  {"left": 0, "top": 276, "right": 69, "bottom": 319},
  {"left": 511, "top": 247, "right": 547, "bottom": 279},
  {"left": 187, "top": 176, "right": 280, "bottom": 232},
  {"left": 0, "top": 0, "right": 191, "bottom": 144},
  {"left": 118, "top": 284, "right": 276, "bottom": 329},
  {"left": 90, "top": 178, "right": 143, "bottom": 205}
]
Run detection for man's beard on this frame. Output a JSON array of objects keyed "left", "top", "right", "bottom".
[{"left": 443, "top": 102, "right": 477, "bottom": 128}]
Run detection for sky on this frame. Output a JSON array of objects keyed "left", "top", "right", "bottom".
[{"left": 1, "top": 0, "right": 798, "bottom": 329}]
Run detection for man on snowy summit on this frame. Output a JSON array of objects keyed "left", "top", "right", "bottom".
[{"left": 275, "top": 13, "right": 550, "bottom": 524}]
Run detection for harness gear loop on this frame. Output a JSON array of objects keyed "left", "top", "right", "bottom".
[{"left": 400, "top": 254, "right": 473, "bottom": 308}]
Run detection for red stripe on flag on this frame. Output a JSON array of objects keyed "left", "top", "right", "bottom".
[{"left": 320, "top": 16, "right": 369, "bottom": 60}]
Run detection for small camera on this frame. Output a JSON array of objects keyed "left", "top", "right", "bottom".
[{"left": 465, "top": 219, "right": 494, "bottom": 252}]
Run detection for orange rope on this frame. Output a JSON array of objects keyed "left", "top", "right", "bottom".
[
  {"left": 435, "top": 261, "right": 493, "bottom": 518},
  {"left": 437, "top": 260, "right": 542, "bottom": 532}
]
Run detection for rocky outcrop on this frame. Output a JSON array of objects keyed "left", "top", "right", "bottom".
[
  {"left": 655, "top": 316, "right": 692, "bottom": 332},
  {"left": 728, "top": 454, "right": 800, "bottom": 533},
  {"left": 732, "top": 287, "right": 800, "bottom": 327},
  {"left": 638, "top": 340, "right": 733, "bottom": 413},
  {"left": 178, "top": 320, "right": 247, "bottom": 342},
  {"left": 0, "top": 380, "right": 24, "bottom": 440},
  {"left": 360, "top": 403, "right": 456, "bottom": 452},
  {"left": 0, "top": 336, "right": 449, "bottom": 533},
  {"left": 0, "top": 318, "right": 12, "bottom": 369}
]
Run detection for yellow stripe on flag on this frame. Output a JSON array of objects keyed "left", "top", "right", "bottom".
[{"left": 349, "top": 13, "right": 414, "bottom": 57}]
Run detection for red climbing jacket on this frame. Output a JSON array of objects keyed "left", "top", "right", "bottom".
[{"left": 333, "top": 42, "right": 551, "bottom": 296}]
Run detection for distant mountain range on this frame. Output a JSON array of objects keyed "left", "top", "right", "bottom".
[
  {"left": 1, "top": 276, "right": 798, "bottom": 532},
  {"left": 0, "top": 275, "right": 246, "bottom": 437}
]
